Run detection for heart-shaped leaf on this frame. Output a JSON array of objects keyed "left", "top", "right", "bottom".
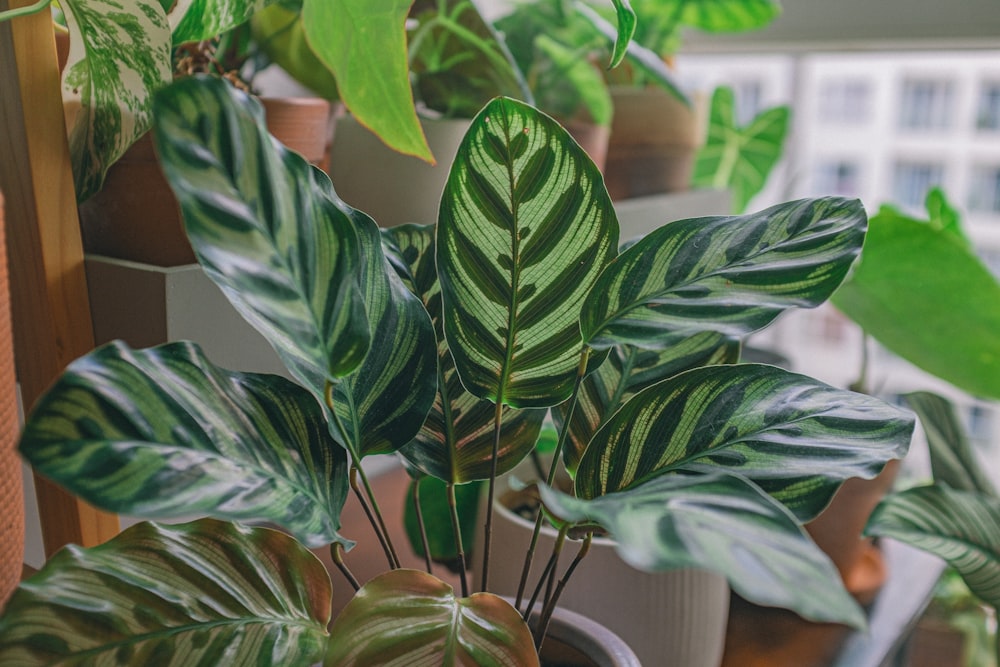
[
  {"left": 326, "top": 569, "right": 539, "bottom": 666},
  {"left": 575, "top": 363, "right": 914, "bottom": 521},
  {"left": 539, "top": 472, "right": 865, "bottom": 628},
  {"left": 19, "top": 341, "right": 351, "bottom": 548},
  {"left": 0, "top": 519, "right": 332, "bottom": 666},
  {"left": 580, "top": 197, "right": 867, "bottom": 350},
  {"left": 153, "top": 76, "right": 371, "bottom": 426},
  {"left": 438, "top": 97, "right": 618, "bottom": 408}
]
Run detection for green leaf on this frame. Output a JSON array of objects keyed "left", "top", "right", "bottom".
[
  {"left": 539, "top": 472, "right": 866, "bottom": 628},
  {"left": 0, "top": 519, "right": 331, "bottom": 666},
  {"left": 867, "top": 485, "right": 1000, "bottom": 608},
  {"left": 832, "top": 203, "right": 1000, "bottom": 400},
  {"left": 403, "top": 477, "right": 483, "bottom": 567},
  {"left": 325, "top": 569, "right": 539, "bottom": 666},
  {"left": 169, "top": 0, "right": 271, "bottom": 43},
  {"left": 532, "top": 34, "right": 613, "bottom": 126},
  {"left": 608, "top": 0, "right": 637, "bottom": 67},
  {"left": 692, "top": 86, "right": 790, "bottom": 214},
  {"left": 925, "top": 187, "right": 970, "bottom": 247},
  {"left": 555, "top": 333, "right": 739, "bottom": 475},
  {"left": 152, "top": 76, "right": 371, "bottom": 423},
  {"left": 904, "top": 392, "right": 996, "bottom": 496},
  {"left": 580, "top": 197, "right": 867, "bottom": 350},
  {"left": 575, "top": 363, "right": 914, "bottom": 521},
  {"left": 18, "top": 341, "right": 351, "bottom": 549},
  {"left": 669, "top": 0, "right": 780, "bottom": 33},
  {"left": 251, "top": 3, "right": 340, "bottom": 99},
  {"left": 303, "top": 0, "right": 433, "bottom": 162},
  {"left": 438, "top": 97, "right": 618, "bottom": 408},
  {"left": 62, "top": 0, "right": 173, "bottom": 200}
]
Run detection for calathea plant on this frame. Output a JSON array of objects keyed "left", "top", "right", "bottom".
[{"left": 0, "top": 76, "right": 913, "bottom": 665}]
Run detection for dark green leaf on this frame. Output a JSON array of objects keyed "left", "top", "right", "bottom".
[
  {"left": 19, "top": 341, "right": 351, "bottom": 548},
  {"left": 0, "top": 519, "right": 332, "bottom": 666},
  {"left": 403, "top": 477, "right": 483, "bottom": 567},
  {"left": 608, "top": 0, "right": 637, "bottom": 67}
]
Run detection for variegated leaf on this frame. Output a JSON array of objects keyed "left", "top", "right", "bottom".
[
  {"left": 169, "top": 0, "right": 272, "bottom": 43},
  {"left": 539, "top": 472, "right": 865, "bottom": 628},
  {"left": 18, "top": 341, "right": 351, "bottom": 549},
  {"left": 153, "top": 77, "right": 371, "bottom": 430},
  {"left": 438, "top": 97, "right": 618, "bottom": 408},
  {"left": 867, "top": 485, "right": 1000, "bottom": 607},
  {"left": 0, "top": 519, "right": 332, "bottom": 666},
  {"left": 555, "top": 333, "right": 739, "bottom": 475},
  {"left": 326, "top": 569, "right": 539, "bottom": 666},
  {"left": 580, "top": 197, "right": 867, "bottom": 350},
  {"left": 575, "top": 364, "right": 914, "bottom": 521},
  {"left": 62, "top": 0, "right": 173, "bottom": 201}
]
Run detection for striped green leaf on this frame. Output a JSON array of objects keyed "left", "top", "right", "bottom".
[
  {"left": 580, "top": 197, "right": 867, "bottom": 350},
  {"left": 169, "top": 0, "right": 272, "bottom": 43},
  {"left": 62, "top": 0, "right": 173, "bottom": 201},
  {"left": 153, "top": 77, "right": 371, "bottom": 426},
  {"left": 867, "top": 485, "right": 1000, "bottom": 607},
  {"left": 575, "top": 364, "right": 914, "bottom": 521},
  {"left": 0, "top": 519, "right": 332, "bottom": 666},
  {"left": 326, "top": 569, "right": 538, "bottom": 666},
  {"left": 386, "top": 225, "right": 546, "bottom": 482},
  {"left": 18, "top": 341, "right": 351, "bottom": 549},
  {"left": 692, "top": 86, "right": 790, "bottom": 214},
  {"left": 608, "top": 0, "right": 637, "bottom": 68},
  {"left": 539, "top": 472, "right": 865, "bottom": 628},
  {"left": 438, "top": 97, "right": 619, "bottom": 408},
  {"left": 555, "top": 333, "right": 739, "bottom": 475},
  {"left": 330, "top": 211, "right": 438, "bottom": 461}
]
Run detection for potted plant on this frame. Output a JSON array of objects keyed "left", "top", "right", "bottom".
[{"left": 0, "top": 76, "right": 914, "bottom": 664}]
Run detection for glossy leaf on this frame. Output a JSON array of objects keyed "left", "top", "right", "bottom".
[
  {"left": 832, "top": 198, "right": 1000, "bottom": 400},
  {"left": 575, "top": 363, "right": 914, "bottom": 521},
  {"left": 580, "top": 197, "right": 867, "bottom": 350},
  {"left": 169, "top": 0, "right": 271, "bottom": 43},
  {"left": 303, "top": 0, "right": 433, "bottom": 162},
  {"left": 867, "top": 485, "right": 1000, "bottom": 607},
  {"left": 692, "top": 86, "right": 790, "bottom": 214},
  {"left": 438, "top": 97, "right": 618, "bottom": 408},
  {"left": 608, "top": 0, "right": 637, "bottom": 67},
  {"left": 539, "top": 472, "right": 865, "bottom": 628},
  {"left": 325, "top": 569, "right": 539, "bottom": 666},
  {"left": 555, "top": 333, "right": 739, "bottom": 475},
  {"left": 0, "top": 519, "right": 332, "bottom": 666},
  {"left": 403, "top": 477, "right": 484, "bottom": 566},
  {"left": 18, "top": 341, "right": 351, "bottom": 549},
  {"left": 62, "top": 0, "right": 172, "bottom": 200},
  {"left": 153, "top": 77, "right": 371, "bottom": 425}
]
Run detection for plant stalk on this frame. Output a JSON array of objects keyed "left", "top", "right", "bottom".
[
  {"left": 0, "top": 0, "right": 51, "bottom": 23},
  {"left": 480, "top": 399, "right": 505, "bottom": 592},
  {"left": 535, "top": 533, "right": 593, "bottom": 652},
  {"left": 447, "top": 482, "right": 470, "bottom": 597},
  {"left": 523, "top": 526, "right": 567, "bottom": 621},
  {"left": 410, "top": 480, "right": 434, "bottom": 575},
  {"left": 350, "top": 466, "right": 399, "bottom": 569},
  {"left": 330, "top": 542, "right": 361, "bottom": 592}
]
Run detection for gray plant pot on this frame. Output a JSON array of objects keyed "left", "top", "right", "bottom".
[{"left": 529, "top": 601, "right": 642, "bottom": 667}]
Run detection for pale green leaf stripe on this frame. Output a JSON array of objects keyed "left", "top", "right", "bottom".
[
  {"left": 62, "top": 0, "right": 173, "bottom": 200},
  {"left": 153, "top": 77, "right": 371, "bottom": 411},
  {"left": 867, "top": 486, "right": 1000, "bottom": 607},
  {"left": 575, "top": 363, "right": 914, "bottom": 521},
  {"left": 580, "top": 197, "right": 867, "bottom": 350},
  {"left": 331, "top": 209, "right": 437, "bottom": 461},
  {"left": 325, "top": 569, "right": 539, "bottom": 667},
  {"left": 438, "top": 97, "right": 618, "bottom": 408},
  {"left": 556, "top": 333, "right": 739, "bottom": 476},
  {"left": 18, "top": 341, "right": 352, "bottom": 549},
  {"left": 0, "top": 519, "right": 331, "bottom": 667},
  {"left": 170, "top": 0, "right": 272, "bottom": 43},
  {"left": 540, "top": 473, "right": 865, "bottom": 628},
  {"left": 677, "top": 0, "right": 780, "bottom": 32}
]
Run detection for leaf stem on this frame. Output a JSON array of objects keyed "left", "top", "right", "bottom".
[
  {"left": 480, "top": 399, "right": 505, "bottom": 592},
  {"left": 535, "top": 533, "right": 593, "bottom": 652},
  {"left": 410, "top": 480, "right": 434, "bottom": 575},
  {"left": 330, "top": 542, "right": 360, "bottom": 592},
  {"left": 350, "top": 466, "right": 399, "bottom": 569},
  {"left": 0, "top": 0, "right": 51, "bottom": 23},
  {"left": 447, "top": 482, "right": 470, "bottom": 597},
  {"left": 523, "top": 525, "right": 567, "bottom": 622}
]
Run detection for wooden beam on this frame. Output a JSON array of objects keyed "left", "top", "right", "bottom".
[{"left": 0, "top": 0, "right": 119, "bottom": 556}]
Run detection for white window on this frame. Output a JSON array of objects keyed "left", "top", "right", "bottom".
[
  {"left": 818, "top": 79, "right": 871, "bottom": 124},
  {"left": 734, "top": 80, "right": 764, "bottom": 126},
  {"left": 976, "top": 82, "right": 1000, "bottom": 131},
  {"left": 892, "top": 161, "right": 944, "bottom": 208},
  {"left": 969, "top": 165, "right": 1000, "bottom": 214},
  {"left": 814, "top": 161, "right": 860, "bottom": 197},
  {"left": 899, "top": 78, "right": 954, "bottom": 130}
]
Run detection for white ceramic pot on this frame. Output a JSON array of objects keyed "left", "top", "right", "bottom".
[{"left": 526, "top": 598, "right": 642, "bottom": 667}]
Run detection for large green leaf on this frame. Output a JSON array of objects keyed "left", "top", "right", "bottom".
[
  {"left": 303, "top": 0, "right": 433, "bottom": 162},
  {"left": 692, "top": 86, "right": 790, "bottom": 214},
  {"left": 623, "top": 0, "right": 779, "bottom": 55},
  {"left": 539, "top": 472, "right": 865, "bottom": 628},
  {"left": 867, "top": 485, "right": 1000, "bottom": 607},
  {"left": 437, "top": 97, "right": 618, "bottom": 408},
  {"left": 555, "top": 333, "right": 739, "bottom": 475},
  {"left": 832, "top": 198, "right": 1000, "bottom": 400},
  {"left": 580, "top": 197, "right": 867, "bottom": 350},
  {"left": 18, "top": 341, "right": 351, "bottom": 549},
  {"left": 251, "top": 3, "right": 340, "bottom": 99},
  {"left": 152, "top": 76, "right": 371, "bottom": 425},
  {"left": 169, "top": 0, "right": 271, "bottom": 43},
  {"left": 62, "top": 0, "right": 173, "bottom": 201},
  {"left": 403, "top": 476, "right": 483, "bottom": 567},
  {"left": 0, "top": 519, "right": 331, "bottom": 666},
  {"left": 325, "top": 569, "right": 539, "bottom": 666},
  {"left": 575, "top": 363, "right": 914, "bottom": 521},
  {"left": 607, "top": 0, "right": 636, "bottom": 67}
]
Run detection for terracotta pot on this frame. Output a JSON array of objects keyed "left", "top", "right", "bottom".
[
  {"left": 78, "top": 96, "right": 332, "bottom": 267},
  {"left": 908, "top": 619, "right": 965, "bottom": 667},
  {"left": 603, "top": 86, "right": 700, "bottom": 201},
  {"left": 526, "top": 598, "right": 641, "bottom": 667}
]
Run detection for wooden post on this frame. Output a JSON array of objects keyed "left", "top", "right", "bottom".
[{"left": 0, "top": 0, "right": 119, "bottom": 556}]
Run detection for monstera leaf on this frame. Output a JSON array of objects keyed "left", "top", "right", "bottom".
[
  {"left": 575, "top": 363, "right": 914, "bottom": 521},
  {"left": 0, "top": 519, "right": 332, "bottom": 666},
  {"left": 19, "top": 342, "right": 351, "bottom": 549}
]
